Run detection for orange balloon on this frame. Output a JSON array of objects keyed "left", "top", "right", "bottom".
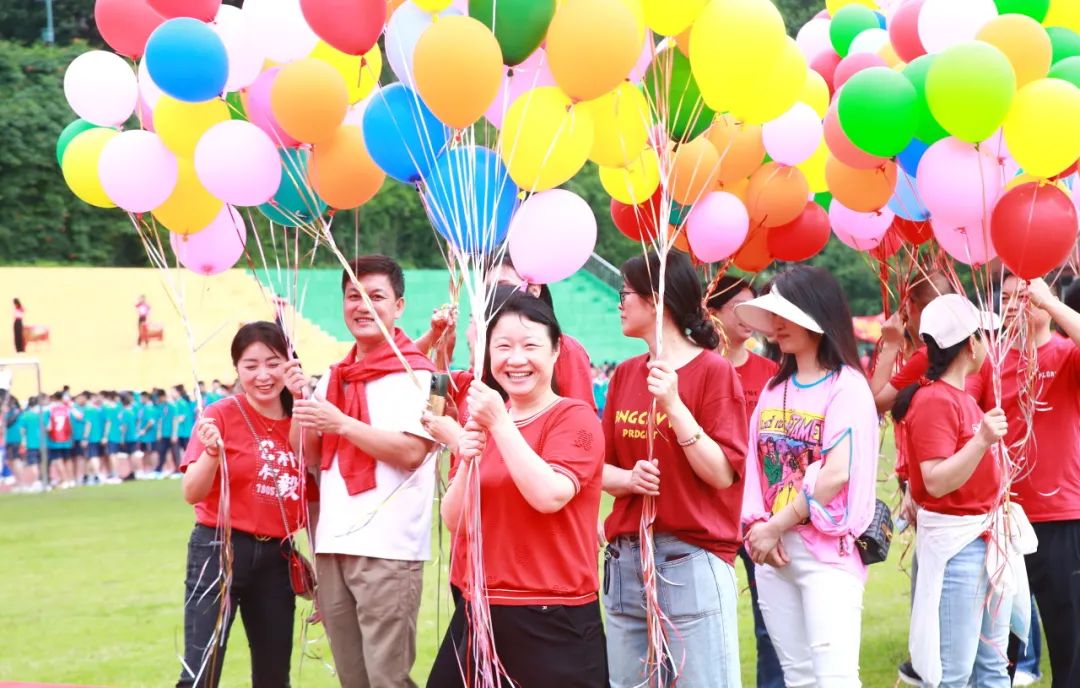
[
  {"left": 387, "top": 0, "right": 406, "bottom": 13},
  {"left": 745, "top": 163, "right": 810, "bottom": 228},
  {"left": 733, "top": 223, "right": 772, "bottom": 272},
  {"left": 270, "top": 58, "right": 349, "bottom": 144},
  {"left": 717, "top": 176, "right": 750, "bottom": 202},
  {"left": 977, "top": 14, "right": 1052, "bottom": 87},
  {"left": 413, "top": 16, "right": 503, "bottom": 128},
  {"left": 670, "top": 225, "right": 692, "bottom": 253},
  {"left": 825, "top": 156, "right": 897, "bottom": 213},
  {"left": 311, "top": 125, "right": 386, "bottom": 210},
  {"left": 669, "top": 137, "right": 721, "bottom": 205},
  {"left": 675, "top": 27, "right": 691, "bottom": 56},
  {"left": 707, "top": 115, "right": 766, "bottom": 185},
  {"left": 547, "top": 0, "right": 644, "bottom": 101}
]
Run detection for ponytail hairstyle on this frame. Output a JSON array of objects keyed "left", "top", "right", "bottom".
[
  {"left": 891, "top": 333, "right": 970, "bottom": 422},
  {"left": 621, "top": 251, "right": 720, "bottom": 350},
  {"left": 230, "top": 321, "right": 294, "bottom": 416}
]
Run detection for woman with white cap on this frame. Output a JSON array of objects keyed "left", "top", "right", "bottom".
[
  {"left": 737, "top": 265, "right": 880, "bottom": 687},
  {"left": 891, "top": 293, "right": 1034, "bottom": 688}
]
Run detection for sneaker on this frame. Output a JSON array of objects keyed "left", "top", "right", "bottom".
[
  {"left": 898, "top": 660, "right": 922, "bottom": 686},
  {"left": 1014, "top": 670, "right": 1041, "bottom": 686}
]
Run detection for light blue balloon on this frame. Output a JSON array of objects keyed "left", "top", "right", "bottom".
[
  {"left": 258, "top": 149, "right": 327, "bottom": 227},
  {"left": 384, "top": 3, "right": 463, "bottom": 85},
  {"left": 363, "top": 83, "right": 451, "bottom": 184},
  {"left": 424, "top": 146, "right": 519, "bottom": 255},
  {"left": 145, "top": 18, "right": 228, "bottom": 103},
  {"left": 889, "top": 169, "right": 929, "bottom": 221}
]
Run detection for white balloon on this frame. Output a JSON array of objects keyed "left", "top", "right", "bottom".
[
  {"left": 918, "top": 0, "right": 997, "bottom": 54},
  {"left": 385, "top": 1, "right": 462, "bottom": 86},
  {"left": 137, "top": 59, "right": 163, "bottom": 109},
  {"left": 64, "top": 51, "right": 139, "bottom": 127},
  {"left": 213, "top": 4, "right": 266, "bottom": 92},
  {"left": 243, "top": 0, "right": 318, "bottom": 63},
  {"left": 848, "top": 28, "right": 890, "bottom": 55},
  {"left": 796, "top": 18, "right": 832, "bottom": 61},
  {"left": 762, "top": 103, "right": 823, "bottom": 166}
]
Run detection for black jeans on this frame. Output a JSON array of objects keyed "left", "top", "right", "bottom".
[
  {"left": 177, "top": 524, "right": 295, "bottom": 688},
  {"left": 427, "top": 598, "right": 608, "bottom": 688},
  {"left": 1025, "top": 520, "right": 1080, "bottom": 688}
]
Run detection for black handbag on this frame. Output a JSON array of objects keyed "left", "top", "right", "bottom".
[{"left": 855, "top": 498, "right": 893, "bottom": 565}]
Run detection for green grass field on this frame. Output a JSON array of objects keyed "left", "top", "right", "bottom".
[{"left": 0, "top": 473, "right": 1047, "bottom": 687}]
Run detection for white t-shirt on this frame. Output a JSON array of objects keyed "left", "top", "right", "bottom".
[{"left": 313, "top": 369, "right": 435, "bottom": 561}]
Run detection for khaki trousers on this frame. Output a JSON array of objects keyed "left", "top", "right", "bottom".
[{"left": 317, "top": 553, "right": 424, "bottom": 688}]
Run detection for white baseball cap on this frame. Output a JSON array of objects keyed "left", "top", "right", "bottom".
[
  {"left": 735, "top": 286, "right": 824, "bottom": 335},
  {"left": 919, "top": 294, "right": 1001, "bottom": 348}
]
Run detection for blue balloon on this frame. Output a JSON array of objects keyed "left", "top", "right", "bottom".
[
  {"left": 424, "top": 146, "right": 519, "bottom": 255},
  {"left": 897, "top": 138, "right": 929, "bottom": 177},
  {"left": 145, "top": 18, "right": 228, "bottom": 103},
  {"left": 889, "top": 169, "right": 929, "bottom": 221},
  {"left": 875, "top": 12, "right": 887, "bottom": 29},
  {"left": 258, "top": 149, "right": 327, "bottom": 227},
  {"left": 363, "top": 83, "right": 451, "bottom": 184}
]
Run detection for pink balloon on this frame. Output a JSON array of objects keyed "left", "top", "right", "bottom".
[
  {"left": 485, "top": 49, "right": 557, "bottom": 129},
  {"left": 63, "top": 50, "right": 139, "bottom": 127},
  {"left": 135, "top": 95, "right": 155, "bottom": 131},
  {"left": 918, "top": 0, "right": 998, "bottom": 54},
  {"left": 824, "top": 101, "right": 887, "bottom": 169},
  {"left": 916, "top": 137, "right": 1004, "bottom": 227},
  {"left": 508, "top": 189, "right": 597, "bottom": 284},
  {"left": 834, "top": 225, "right": 888, "bottom": 251},
  {"left": 829, "top": 200, "right": 894, "bottom": 241},
  {"left": 932, "top": 219, "right": 996, "bottom": 265},
  {"left": 169, "top": 205, "right": 248, "bottom": 275},
  {"left": 98, "top": 130, "right": 178, "bottom": 213},
  {"left": 194, "top": 120, "right": 282, "bottom": 206},
  {"left": 982, "top": 129, "right": 1020, "bottom": 179},
  {"left": 833, "top": 52, "right": 887, "bottom": 90},
  {"left": 213, "top": 4, "right": 265, "bottom": 92},
  {"left": 244, "top": 67, "right": 300, "bottom": 147},
  {"left": 763, "top": 103, "right": 823, "bottom": 166},
  {"left": 797, "top": 18, "right": 833, "bottom": 60},
  {"left": 628, "top": 31, "right": 655, "bottom": 83},
  {"left": 686, "top": 192, "right": 750, "bottom": 262}
]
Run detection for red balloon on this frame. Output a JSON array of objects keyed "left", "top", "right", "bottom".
[
  {"left": 611, "top": 189, "right": 662, "bottom": 243},
  {"left": 889, "top": 0, "right": 927, "bottom": 63},
  {"left": 834, "top": 52, "right": 887, "bottom": 91},
  {"left": 893, "top": 216, "right": 933, "bottom": 245},
  {"left": 94, "top": 0, "right": 166, "bottom": 58},
  {"left": 733, "top": 224, "right": 773, "bottom": 272},
  {"left": 1051, "top": 159, "right": 1079, "bottom": 181},
  {"left": 810, "top": 50, "right": 842, "bottom": 93},
  {"left": 301, "top": 0, "right": 387, "bottom": 56},
  {"left": 824, "top": 102, "right": 887, "bottom": 170},
  {"left": 148, "top": 0, "right": 221, "bottom": 21},
  {"left": 870, "top": 226, "right": 904, "bottom": 261},
  {"left": 767, "top": 202, "right": 831, "bottom": 262},
  {"left": 991, "top": 183, "right": 1078, "bottom": 279}
]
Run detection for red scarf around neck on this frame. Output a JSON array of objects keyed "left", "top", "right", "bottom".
[{"left": 321, "top": 328, "right": 435, "bottom": 495}]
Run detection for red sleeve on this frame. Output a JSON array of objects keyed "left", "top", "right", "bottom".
[
  {"left": 890, "top": 348, "right": 928, "bottom": 389},
  {"left": 964, "top": 358, "right": 992, "bottom": 410},
  {"left": 1067, "top": 342, "right": 1080, "bottom": 386},
  {"left": 541, "top": 402, "right": 605, "bottom": 494},
  {"left": 555, "top": 335, "right": 597, "bottom": 411},
  {"left": 906, "top": 392, "right": 962, "bottom": 465},
  {"left": 179, "top": 403, "right": 224, "bottom": 472},
  {"left": 602, "top": 366, "right": 619, "bottom": 465},
  {"left": 697, "top": 361, "right": 749, "bottom": 482}
]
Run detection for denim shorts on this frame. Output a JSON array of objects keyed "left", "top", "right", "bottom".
[
  {"left": 50, "top": 446, "right": 73, "bottom": 461},
  {"left": 24, "top": 448, "right": 41, "bottom": 465}
]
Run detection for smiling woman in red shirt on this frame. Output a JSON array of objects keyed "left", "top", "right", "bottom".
[
  {"left": 428, "top": 289, "right": 607, "bottom": 688},
  {"left": 177, "top": 322, "right": 309, "bottom": 688}
]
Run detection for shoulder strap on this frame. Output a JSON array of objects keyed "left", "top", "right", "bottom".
[{"left": 231, "top": 398, "right": 300, "bottom": 543}]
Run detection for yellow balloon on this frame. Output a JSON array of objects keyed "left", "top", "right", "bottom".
[
  {"left": 600, "top": 148, "right": 661, "bottom": 203},
  {"left": 1004, "top": 78, "right": 1080, "bottom": 179},
  {"left": 61, "top": 128, "right": 118, "bottom": 208},
  {"left": 878, "top": 41, "right": 902, "bottom": 68},
  {"left": 152, "top": 159, "right": 223, "bottom": 234},
  {"left": 1005, "top": 173, "right": 1067, "bottom": 192},
  {"left": 154, "top": 96, "right": 229, "bottom": 158},
  {"left": 499, "top": 86, "right": 595, "bottom": 191},
  {"left": 581, "top": 82, "right": 650, "bottom": 167},
  {"left": 414, "top": 0, "right": 452, "bottom": 10},
  {"left": 799, "top": 69, "right": 830, "bottom": 118},
  {"left": 643, "top": 0, "right": 706, "bottom": 36},
  {"left": 729, "top": 37, "right": 807, "bottom": 125},
  {"left": 796, "top": 139, "right": 829, "bottom": 193},
  {"left": 309, "top": 41, "right": 382, "bottom": 104},
  {"left": 826, "top": 0, "right": 876, "bottom": 13},
  {"left": 1045, "top": 0, "right": 1080, "bottom": 32}
]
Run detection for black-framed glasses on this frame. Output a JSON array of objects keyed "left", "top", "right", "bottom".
[{"left": 618, "top": 290, "right": 635, "bottom": 306}]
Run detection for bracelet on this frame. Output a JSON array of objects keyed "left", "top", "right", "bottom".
[
  {"left": 204, "top": 446, "right": 220, "bottom": 458},
  {"left": 677, "top": 427, "right": 703, "bottom": 448}
]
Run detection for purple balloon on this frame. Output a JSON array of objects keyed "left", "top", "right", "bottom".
[
  {"left": 508, "top": 189, "right": 596, "bottom": 284},
  {"left": 686, "top": 192, "right": 750, "bottom": 262},
  {"left": 169, "top": 205, "right": 247, "bottom": 275},
  {"left": 98, "top": 130, "right": 178, "bottom": 212},
  {"left": 763, "top": 103, "right": 823, "bottom": 166},
  {"left": 829, "top": 199, "right": 894, "bottom": 241},
  {"left": 916, "top": 137, "right": 1004, "bottom": 228},
  {"left": 485, "top": 49, "right": 557, "bottom": 129},
  {"left": 194, "top": 120, "right": 282, "bottom": 206},
  {"left": 932, "top": 219, "right": 996, "bottom": 266},
  {"left": 627, "top": 31, "right": 655, "bottom": 83}
]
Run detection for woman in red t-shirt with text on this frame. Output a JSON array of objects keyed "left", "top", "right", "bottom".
[
  {"left": 177, "top": 322, "right": 309, "bottom": 688},
  {"left": 428, "top": 291, "right": 607, "bottom": 687},
  {"left": 602, "top": 252, "right": 748, "bottom": 687}
]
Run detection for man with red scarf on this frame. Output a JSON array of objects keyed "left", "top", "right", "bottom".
[{"left": 290, "top": 255, "right": 435, "bottom": 688}]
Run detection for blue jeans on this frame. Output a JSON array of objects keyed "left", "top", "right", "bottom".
[
  {"left": 603, "top": 534, "right": 740, "bottom": 687},
  {"left": 738, "top": 547, "right": 785, "bottom": 688},
  {"left": 938, "top": 538, "right": 1011, "bottom": 688},
  {"left": 1016, "top": 595, "right": 1043, "bottom": 677}
]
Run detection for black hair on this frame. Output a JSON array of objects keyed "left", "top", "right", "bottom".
[
  {"left": 621, "top": 252, "right": 720, "bottom": 350},
  {"left": 891, "top": 334, "right": 971, "bottom": 422},
  {"left": 50, "top": 391, "right": 63, "bottom": 401},
  {"left": 174, "top": 385, "right": 190, "bottom": 402},
  {"left": 341, "top": 254, "right": 405, "bottom": 299},
  {"left": 766, "top": 266, "right": 864, "bottom": 389},
  {"left": 13, "top": 298, "right": 21, "bottom": 308},
  {"left": 1063, "top": 279, "right": 1080, "bottom": 315},
  {"left": 908, "top": 271, "right": 955, "bottom": 308},
  {"left": 481, "top": 286, "right": 563, "bottom": 400},
  {"left": 230, "top": 321, "right": 294, "bottom": 416},
  {"left": 705, "top": 276, "right": 756, "bottom": 311},
  {"left": 489, "top": 254, "right": 556, "bottom": 308}
]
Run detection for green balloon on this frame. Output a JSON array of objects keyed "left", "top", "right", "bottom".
[
  {"left": 1048, "top": 27, "right": 1080, "bottom": 65},
  {"left": 829, "top": 5, "right": 879, "bottom": 58},
  {"left": 925, "top": 42, "right": 1016, "bottom": 144},
  {"left": 903, "top": 56, "right": 950, "bottom": 145},
  {"left": 993, "top": 0, "right": 1050, "bottom": 21},
  {"left": 470, "top": 0, "right": 556, "bottom": 67},
  {"left": 644, "top": 49, "right": 714, "bottom": 142},
  {"left": 837, "top": 67, "right": 918, "bottom": 158},
  {"left": 258, "top": 149, "right": 327, "bottom": 227},
  {"left": 814, "top": 191, "right": 833, "bottom": 211},
  {"left": 225, "top": 91, "right": 247, "bottom": 121},
  {"left": 56, "top": 119, "right": 100, "bottom": 166},
  {"left": 1049, "top": 56, "right": 1080, "bottom": 88}
]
